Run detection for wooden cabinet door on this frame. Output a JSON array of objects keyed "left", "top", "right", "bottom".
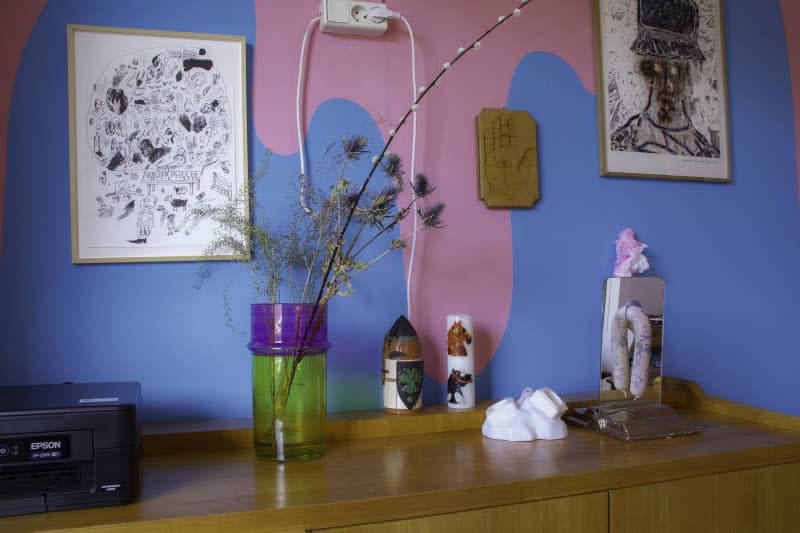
[
  {"left": 316, "top": 491, "right": 607, "bottom": 533},
  {"left": 716, "top": 462, "right": 800, "bottom": 533},
  {"left": 610, "top": 462, "right": 800, "bottom": 533},
  {"left": 610, "top": 474, "right": 717, "bottom": 533}
]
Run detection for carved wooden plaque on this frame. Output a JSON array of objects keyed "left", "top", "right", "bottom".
[{"left": 476, "top": 108, "right": 539, "bottom": 208}]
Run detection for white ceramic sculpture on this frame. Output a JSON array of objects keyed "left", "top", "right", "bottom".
[{"left": 481, "top": 387, "right": 568, "bottom": 441}]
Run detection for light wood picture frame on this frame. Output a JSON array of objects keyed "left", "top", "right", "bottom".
[
  {"left": 67, "top": 25, "right": 248, "bottom": 263},
  {"left": 593, "top": 0, "right": 731, "bottom": 182}
]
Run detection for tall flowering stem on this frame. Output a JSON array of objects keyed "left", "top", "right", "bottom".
[{"left": 297, "top": 0, "right": 535, "bottom": 362}]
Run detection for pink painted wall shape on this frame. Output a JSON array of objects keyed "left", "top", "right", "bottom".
[{"left": 251, "top": 0, "right": 596, "bottom": 383}]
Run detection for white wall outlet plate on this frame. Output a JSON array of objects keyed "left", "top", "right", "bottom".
[{"left": 320, "top": 0, "right": 389, "bottom": 37}]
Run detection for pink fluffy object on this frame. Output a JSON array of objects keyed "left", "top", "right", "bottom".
[{"left": 613, "top": 228, "right": 650, "bottom": 277}]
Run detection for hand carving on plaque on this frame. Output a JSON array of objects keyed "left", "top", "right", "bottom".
[{"left": 477, "top": 109, "right": 539, "bottom": 208}]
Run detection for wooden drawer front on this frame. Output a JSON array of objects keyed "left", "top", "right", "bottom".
[
  {"left": 716, "top": 462, "right": 800, "bottom": 533},
  {"left": 610, "top": 474, "right": 716, "bottom": 533},
  {"left": 316, "top": 491, "right": 607, "bottom": 533},
  {"left": 610, "top": 462, "right": 800, "bottom": 533}
]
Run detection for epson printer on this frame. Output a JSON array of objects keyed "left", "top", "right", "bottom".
[{"left": 0, "top": 382, "right": 141, "bottom": 517}]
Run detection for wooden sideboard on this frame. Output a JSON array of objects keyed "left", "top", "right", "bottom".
[{"left": 3, "top": 378, "right": 800, "bottom": 533}]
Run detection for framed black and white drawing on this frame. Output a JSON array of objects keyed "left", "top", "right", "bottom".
[
  {"left": 67, "top": 25, "right": 248, "bottom": 263},
  {"left": 593, "top": 0, "right": 731, "bottom": 182}
]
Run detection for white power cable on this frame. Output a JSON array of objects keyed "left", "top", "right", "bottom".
[
  {"left": 399, "top": 14, "right": 419, "bottom": 323},
  {"left": 295, "top": 9, "right": 420, "bottom": 321},
  {"left": 297, "top": 16, "right": 321, "bottom": 214}
]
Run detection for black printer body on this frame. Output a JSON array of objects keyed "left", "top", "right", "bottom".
[{"left": 0, "top": 382, "right": 141, "bottom": 517}]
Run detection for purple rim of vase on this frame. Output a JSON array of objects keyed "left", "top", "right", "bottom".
[{"left": 247, "top": 303, "right": 331, "bottom": 354}]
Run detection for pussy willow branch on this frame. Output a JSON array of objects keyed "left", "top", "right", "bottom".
[{"left": 295, "top": 0, "right": 535, "bottom": 362}]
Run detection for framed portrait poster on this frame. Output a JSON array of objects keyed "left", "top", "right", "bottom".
[
  {"left": 67, "top": 25, "right": 248, "bottom": 263},
  {"left": 593, "top": 0, "right": 731, "bottom": 182}
]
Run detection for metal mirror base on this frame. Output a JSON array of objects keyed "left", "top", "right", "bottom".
[{"left": 567, "top": 400, "right": 703, "bottom": 442}]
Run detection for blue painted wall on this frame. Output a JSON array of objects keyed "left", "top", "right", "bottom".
[{"left": 1, "top": 0, "right": 798, "bottom": 423}]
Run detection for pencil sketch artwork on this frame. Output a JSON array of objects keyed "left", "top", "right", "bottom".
[
  {"left": 597, "top": 0, "right": 730, "bottom": 180},
  {"left": 71, "top": 28, "right": 246, "bottom": 262}
]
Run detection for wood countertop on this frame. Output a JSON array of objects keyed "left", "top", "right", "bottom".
[{"left": 4, "top": 378, "right": 800, "bottom": 532}]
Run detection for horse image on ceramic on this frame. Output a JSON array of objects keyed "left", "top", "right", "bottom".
[
  {"left": 447, "top": 320, "right": 472, "bottom": 356},
  {"left": 448, "top": 369, "right": 474, "bottom": 404}
]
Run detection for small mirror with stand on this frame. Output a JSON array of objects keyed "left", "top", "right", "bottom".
[{"left": 569, "top": 277, "right": 702, "bottom": 441}]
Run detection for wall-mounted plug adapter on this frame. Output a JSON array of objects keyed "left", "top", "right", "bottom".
[{"left": 320, "top": 0, "right": 389, "bottom": 37}]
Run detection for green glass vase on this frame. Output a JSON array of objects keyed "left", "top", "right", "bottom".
[{"left": 248, "top": 303, "right": 330, "bottom": 461}]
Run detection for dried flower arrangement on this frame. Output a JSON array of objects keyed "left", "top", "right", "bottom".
[
  {"left": 192, "top": 0, "right": 537, "bottom": 460},
  {"left": 195, "top": 138, "right": 444, "bottom": 307}
]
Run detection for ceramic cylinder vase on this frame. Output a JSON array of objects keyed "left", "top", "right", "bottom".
[
  {"left": 248, "top": 303, "right": 330, "bottom": 461},
  {"left": 446, "top": 313, "right": 475, "bottom": 409},
  {"left": 382, "top": 315, "right": 423, "bottom": 414}
]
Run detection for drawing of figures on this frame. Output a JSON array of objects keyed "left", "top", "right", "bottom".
[
  {"left": 71, "top": 26, "right": 246, "bottom": 261},
  {"left": 175, "top": 192, "right": 211, "bottom": 236},
  {"left": 96, "top": 196, "right": 113, "bottom": 218},
  {"left": 82, "top": 43, "right": 239, "bottom": 247},
  {"left": 129, "top": 193, "right": 158, "bottom": 244},
  {"left": 85, "top": 44, "right": 233, "bottom": 207},
  {"left": 166, "top": 213, "right": 176, "bottom": 235},
  {"left": 211, "top": 171, "right": 232, "bottom": 199},
  {"left": 164, "top": 194, "right": 188, "bottom": 211},
  {"left": 117, "top": 200, "right": 135, "bottom": 220},
  {"left": 605, "top": 0, "right": 722, "bottom": 158},
  {"left": 106, "top": 180, "right": 142, "bottom": 204}
]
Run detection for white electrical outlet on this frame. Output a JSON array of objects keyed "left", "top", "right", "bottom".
[{"left": 320, "top": 0, "right": 389, "bottom": 37}]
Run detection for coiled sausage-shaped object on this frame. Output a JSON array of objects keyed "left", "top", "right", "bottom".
[{"left": 610, "top": 300, "right": 652, "bottom": 398}]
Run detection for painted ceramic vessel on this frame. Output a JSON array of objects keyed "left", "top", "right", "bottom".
[
  {"left": 446, "top": 313, "right": 475, "bottom": 409},
  {"left": 382, "top": 315, "right": 423, "bottom": 414}
]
